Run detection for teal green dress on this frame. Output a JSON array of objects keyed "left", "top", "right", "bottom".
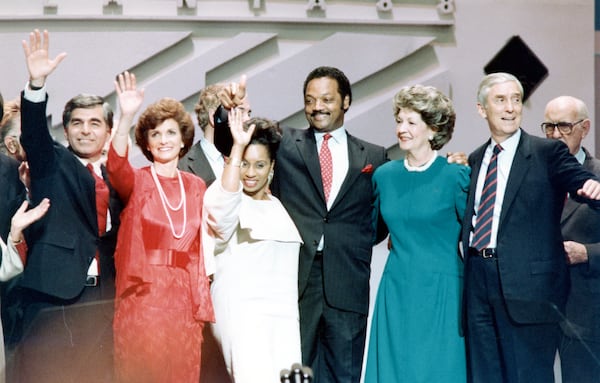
[{"left": 364, "top": 156, "right": 469, "bottom": 383}]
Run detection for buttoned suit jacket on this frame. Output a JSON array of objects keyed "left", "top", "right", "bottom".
[
  {"left": 0, "top": 153, "right": 26, "bottom": 241},
  {"left": 270, "top": 127, "right": 387, "bottom": 315},
  {"left": 560, "top": 147, "right": 600, "bottom": 340},
  {"left": 19, "top": 94, "right": 121, "bottom": 300},
  {"left": 462, "top": 130, "right": 600, "bottom": 324},
  {"left": 178, "top": 140, "right": 217, "bottom": 187}
]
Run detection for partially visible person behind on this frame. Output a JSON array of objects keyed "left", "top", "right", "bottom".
[
  {"left": 179, "top": 83, "right": 228, "bottom": 186},
  {"left": 204, "top": 111, "right": 303, "bottom": 383},
  {"left": 0, "top": 198, "right": 49, "bottom": 383},
  {"left": 178, "top": 83, "right": 235, "bottom": 383},
  {"left": 364, "top": 85, "right": 468, "bottom": 382},
  {"left": 542, "top": 95, "right": 600, "bottom": 383},
  {"left": 109, "top": 71, "right": 214, "bottom": 383},
  {"left": 0, "top": 98, "right": 26, "bottom": 163},
  {"left": 0, "top": 93, "right": 26, "bottom": 247}
]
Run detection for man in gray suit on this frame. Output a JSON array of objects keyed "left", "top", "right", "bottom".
[{"left": 543, "top": 96, "right": 600, "bottom": 383}]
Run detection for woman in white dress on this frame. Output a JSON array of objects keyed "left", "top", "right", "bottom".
[{"left": 203, "top": 109, "right": 303, "bottom": 383}]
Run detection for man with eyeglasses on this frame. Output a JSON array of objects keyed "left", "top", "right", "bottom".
[{"left": 542, "top": 95, "right": 600, "bottom": 383}]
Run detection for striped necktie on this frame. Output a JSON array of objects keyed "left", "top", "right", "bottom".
[{"left": 471, "top": 144, "right": 503, "bottom": 251}]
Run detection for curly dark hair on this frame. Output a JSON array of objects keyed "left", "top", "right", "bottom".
[
  {"left": 245, "top": 117, "right": 283, "bottom": 161},
  {"left": 393, "top": 85, "right": 455, "bottom": 150},
  {"left": 303, "top": 66, "right": 352, "bottom": 112},
  {"left": 135, "top": 98, "right": 194, "bottom": 162}
]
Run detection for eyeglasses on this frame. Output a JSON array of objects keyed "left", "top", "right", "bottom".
[{"left": 541, "top": 119, "right": 584, "bottom": 135}]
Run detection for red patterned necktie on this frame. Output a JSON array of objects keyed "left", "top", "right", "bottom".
[
  {"left": 471, "top": 144, "right": 503, "bottom": 251},
  {"left": 87, "top": 163, "right": 109, "bottom": 235},
  {"left": 319, "top": 133, "right": 333, "bottom": 202}
]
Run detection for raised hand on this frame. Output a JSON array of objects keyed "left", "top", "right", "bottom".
[
  {"left": 10, "top": 198, "right": 51, "bottom": 243},
  {"left": 228, "top": 107, "right": 255, "bottom": 149},
  {"left": 115, "top": 71, "right": 144, "bottom": 120},
  {"left": 21, "top": 29, "right": 67, "bottom": 88},
  {"left": 112, "top": 71, "right": 144, "bottom": 156},
  {"left": 219, "top": 74, "right": 247, "bottom": 109}
]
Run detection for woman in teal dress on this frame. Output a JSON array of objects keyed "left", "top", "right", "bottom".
[{"left": 364, "top": 85, "right": 469, "bottom": 382}]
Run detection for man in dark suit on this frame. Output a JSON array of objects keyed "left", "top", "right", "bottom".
[
  {"left": 6, "top": 29, "right": 122, "bottom": 382},
  {"left": 542, "top": 95, "right": 600, "bottom": 383},
  {"left": 462, "top": 73, "right": 600, "bottom": 383},
  {"left": 273, "top": 67, "right": 386, "bottom": 383},
  {"left": 179, "top": 83, "right": 229, "bottom": 187}
]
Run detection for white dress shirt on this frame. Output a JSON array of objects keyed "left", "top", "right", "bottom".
[{"left": 471, "top": 129, "right": 521, "bottom": 248}]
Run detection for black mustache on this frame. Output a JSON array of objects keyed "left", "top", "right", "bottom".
[{"left": 311, "top": 111, "right": 329, "bottom": 117}]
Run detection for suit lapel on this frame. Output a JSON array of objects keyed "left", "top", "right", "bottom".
[
  {"left": 331, "top": 134, "right": 368, "bottom": 210},
  {"left": 183, "top": 145, "right": 216, "bottom": 185},
  {"left": 498, "top": 132, "right": 530, "bottom": 229},
  {"left": 295, "top": 129, "right": 327, "bottom": 205}
]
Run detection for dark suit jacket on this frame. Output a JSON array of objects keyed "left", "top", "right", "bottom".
[
  {"left": 19, "top": 93, "right": 121, "bottom": 300},
  {"left": 560, "top": 147, "right": 600, "bottom": 340},
  {"left": 271, "top": 127, "right": 387, "bottom": 315},
  {"left": 0, "top": 153, "right": 26, "bottom": 241},
  {"left": 462, "top": 130, "right": 600, "bottom": 324},
  {"left": 178, "top": 140, "right": 217, "bottom": 187}
]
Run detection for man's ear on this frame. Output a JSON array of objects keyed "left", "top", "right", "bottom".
[
  {"left": 476, "top": 103, "right": 487, "bottom": 119},
  {"left": 4, "top": 136, "right": 18, "bottom": 154},
  {"left": 208, "top": 108, "right": 217, "bottom": 129},
  {"left": 342, "top": 95, "right": 350, "bottom": 112},
  {"left": 581, "top": 118, "right": 591, "bottom": 138}
]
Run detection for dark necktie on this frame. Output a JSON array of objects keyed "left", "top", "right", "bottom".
[
  {"left": 471, "top": 144, "right": 503, "bottom": 251},
  {"left": 319, "top": 133, "right": 333, "bottom": 202}
]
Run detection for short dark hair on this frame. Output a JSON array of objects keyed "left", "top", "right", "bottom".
[
  {"left": 393, "top": 85, "right": 456, "bottom": 150},
  {"left": 245, "top": 117, "right": 282, "bottom": 161},
  {"left": 135, "top": 98, "right": 194, "bottom": 162},
  {"left": 0, "top": 92, "right": 4, "bottom": 121},
  {"left": 303, "top": 66, "right": 352, "bottom": 111},
  {"left": 62, "top": 94, "right": 113, "bottom": 131}
]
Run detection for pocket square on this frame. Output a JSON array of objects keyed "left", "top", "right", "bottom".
[{"left": 361, "top": 164, "right": 374, "bottom": 173}]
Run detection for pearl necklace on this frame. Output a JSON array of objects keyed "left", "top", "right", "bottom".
[{"left": 150, "top": 165, "right": 187, "bottom": 239}]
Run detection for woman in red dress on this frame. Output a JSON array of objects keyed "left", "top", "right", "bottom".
[{"left": 107, "top": 72, "right": 214, "bottom": 383}]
